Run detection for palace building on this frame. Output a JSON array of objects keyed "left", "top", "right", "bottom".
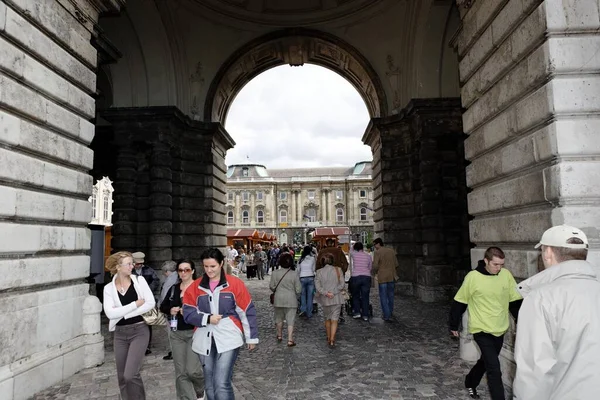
[{"left": 226, "top": 162, "right": 375, "bottom": 246}]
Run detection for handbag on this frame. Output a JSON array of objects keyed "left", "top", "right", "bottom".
[
  {"left": 270, "top": 269, "right": 291, "bottom": 304},
  {"left": 132, "top": 275, "right": 167, "bottom": 326},
  {"left": 335, "top": 267, "right": 350, "bottom": 301},
  {"left": 142, "top": 306, "right": 167, "bottom": 326}
]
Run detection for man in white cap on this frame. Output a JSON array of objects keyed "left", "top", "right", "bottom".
[{"left": 513, "top": 225, "right": 600, "bottom": 399}]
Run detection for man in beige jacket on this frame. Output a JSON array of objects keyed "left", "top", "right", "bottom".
[{"left": 372, "top": 238, "right": 398, "bottom": 322}]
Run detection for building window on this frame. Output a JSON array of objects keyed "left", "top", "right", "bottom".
[
  {"left": 242, "top": 167, "right": 249, "bottom": 177},
  {"left": 227, "top": 211, "right": 234, "bottom": 224},
  {"left": 306, "top": 208, "right": 316, "bottom": 222},
  {"left": 336, "top": 208, "right": 344, "bottom": 222},
  {"left": 335, "top": 190, "right": 343, "bottom": 200},
  {"left": 228, "top": 192, "right": 234, "bottom": 202},
  {"left": 279, "top": 191, "right": 287, "bottom": 201},
  {"left": 91, "top": 189, "right": 97, "bottom": 220},
  {"left": 242, "top": 210, "right": 249, "bottom": 224},
  {"left": 103, "top": 194, "right": 110, "bottom": 221},
  {"left": 256, "top": 191, "right": 263, "bottom": 201},
  {"left": 279, "top": 209, "right": 287, "bottom": 223},
  {"left": 360, "top": 231, "right": 368, "bottom": 244},
  {"left": 307, "top": 190, "right": 315, "bottom": 200},
  {"left": 360, "top": 207, "right": 368, "bottom": 221},
  {"left": 242, "top": 191, "right": 249, "bottom": 201},
  {"left": 359, "top": 189, "right": 367, "bottom": 198},
  {"left": 257, "top": 210, "right": 264, "bottom": 223}
]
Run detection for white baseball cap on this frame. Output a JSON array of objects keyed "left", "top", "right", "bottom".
[{"left": 535, "top": 225, "right": 588, "bottom": 249}]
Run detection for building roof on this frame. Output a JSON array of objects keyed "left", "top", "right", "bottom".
[
  {"left": 313, "top": 227, "right": 350, "bottom": 237},
  {"left": 227, "top": 162, "right": 372, "bottom": 182}
]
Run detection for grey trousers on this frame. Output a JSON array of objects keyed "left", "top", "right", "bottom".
[
  {"left": 170, "top": 329, "right": 205, "bottom": 400},
  {"left": 114, "top": 322, "right": 149, "bottom": 400}
]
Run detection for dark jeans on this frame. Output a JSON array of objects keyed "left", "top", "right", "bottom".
[
  {"left": 350, "top": 275, "right": 371, "bottom": 317},
  {"left": 466, "top": 332, "right": 505, "bottom": 400}
]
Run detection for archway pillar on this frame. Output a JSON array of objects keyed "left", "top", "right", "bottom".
[
  {"left": 102, "top": 107, "right": 234, "bottom": 265},
  {"left": 364, "top": 99, "right": 470, "bottom": 302}
]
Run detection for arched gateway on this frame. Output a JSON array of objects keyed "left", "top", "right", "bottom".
[
  {"left": 204, "top": 28, "right": 389, "bottom": 122},
  {"left": 1, "top": 0, "right": 599, "bottom": 398}
]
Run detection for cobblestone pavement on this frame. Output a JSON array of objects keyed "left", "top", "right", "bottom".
[{"left": 31, "top": 278, "right": 492, "bottom": 400}]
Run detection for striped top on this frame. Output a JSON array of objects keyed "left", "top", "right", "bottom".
[{"left": 350, "top": 250, "right": 373, "bottom": 277}]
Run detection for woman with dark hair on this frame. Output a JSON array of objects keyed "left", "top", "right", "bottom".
[
  {"left": 270, "top": 252, "right": 301, "bottom": 346},
  {"left": 297, "top": 245, "right": 317, "bottom": 318},
  {"left": 160, "top": 260, "right": 205, "bottom": 400},
  {"left": 315, "top": 254, "right": 345, "bottom": 347},
  {"left": 183, "top": 248, "right": 259, "bottom": 400}
]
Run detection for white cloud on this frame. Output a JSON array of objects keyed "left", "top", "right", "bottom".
[{"left": 224, "top": 64, "right": 372, "bottom": 169}]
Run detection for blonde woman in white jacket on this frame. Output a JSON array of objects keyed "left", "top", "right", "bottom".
[{"left": 103, "top": 251, "right": 155, "bottom": 400}]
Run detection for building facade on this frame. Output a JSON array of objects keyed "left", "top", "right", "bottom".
[{"left": 226, "top": 163, "right": 375, "bottom": 246}]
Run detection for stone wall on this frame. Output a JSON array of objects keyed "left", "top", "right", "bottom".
[
  {"left": 457, "top": 0, "right": 600, "bottom": 389},
  {"left": 0, "top": 1, "right": 123, "bottom": 399},
  {"left": 100, "top": 107, "right": 234, "bottom": 267},
  {"left": 365, "top": 99, "right": 470, "bottom": 301}
]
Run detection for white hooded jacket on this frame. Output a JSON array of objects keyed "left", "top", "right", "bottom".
[{"left": 513, "top": 260, "right": 600, "bottom": 400}]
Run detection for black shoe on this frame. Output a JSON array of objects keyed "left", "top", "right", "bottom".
[
  {"left": 145, "top": 348, "right": 152, "bottom": 356},
  {"left": 163, "top": 352, "right": 172, "bottom": 360},
  {"left": 467, "top": 387, "right": 480, "bottom": 399}
]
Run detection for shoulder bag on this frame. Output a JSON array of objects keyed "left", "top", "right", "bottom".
[
  {"left": 270, "top": 269, "right": 291, "bottom": 305},
  {"left": 134, "top": 276, "right": 167, "bottom": 326}
]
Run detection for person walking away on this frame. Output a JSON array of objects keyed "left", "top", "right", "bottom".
[
  {"left": 270, "top": 252, "right": 301, "bottom": 346},
  {"left": 316, "top": 238, "right": 349, "bottom": 321},
  {"left": 103, "top": 251, "right": 155, "bottom": 400},
  {"left": 349, "top": 242, "right": 372, "bottom": 321},
  {"left": 297, "top": 246, "right": 317, "bottom": 318},
  {"left": 371, "top": 238, "right": 398, "bottom": 322},
  {"left": 183, "top": 248, "right": 259, "bottom": 400},
  {"left": 160, "top": 260, "right": 205, "bottom": 400},
  {"left": 448, "top": 247, "right": 522, "bottom": 399},
  {"left": 513, "top": 225, "right": 600, "bottom": 400},
  {"left": 315, "top": 254, "right": 345, "bottom": 347},
  {"left": 159, "top": 260, "right": 179, "bottom": 361}
]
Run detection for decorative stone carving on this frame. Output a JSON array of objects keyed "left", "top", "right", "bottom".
[
  {"left": 205, "top": 29, "right": 387, "bottom": 122},
  {"left": 456, "top": 0, "right": 476, "bottom": 9},
  {"left": 190, "top": 62, "right": 206, "bottom": 119},
  {"left": 385, "top": 55, "right": 402, "bottom": 112}
]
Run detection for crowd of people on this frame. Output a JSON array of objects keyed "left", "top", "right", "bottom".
[{"left": 101, "top": 224, "right": 600, "bottom": 400}]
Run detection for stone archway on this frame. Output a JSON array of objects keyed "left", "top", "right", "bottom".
[{"left": 204, "top": 28, "right": 388, "bottom": 123}]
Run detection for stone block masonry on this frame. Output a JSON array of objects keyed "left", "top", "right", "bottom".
[
  {"left": 457, "top": 0, "right": 600, "bottom": 392},
  {"left": 364, "top": 98, "right": 471, "bottom": 302},
  {"left": 100, "top": 107, "right": 234, "bottom": 267},
  {"left": 0, "top": 1, "right": 124, "bottom": 400}
]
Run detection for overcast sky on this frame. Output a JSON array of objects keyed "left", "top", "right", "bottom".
[{"left": 224, "top": 64, "right": 372, "bottom": 169}]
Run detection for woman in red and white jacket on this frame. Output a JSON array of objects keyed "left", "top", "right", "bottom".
[{"left": 183, "top": 248, "right": 259, "bottom": 400}]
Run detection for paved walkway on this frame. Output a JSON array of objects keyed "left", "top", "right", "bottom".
[{"left": 31, "top": 278, "right": 490, "bottom": 400}]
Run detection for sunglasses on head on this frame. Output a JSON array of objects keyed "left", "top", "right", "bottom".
[{"left": 178, "top": 268, "right": 192, "bottom": 273}]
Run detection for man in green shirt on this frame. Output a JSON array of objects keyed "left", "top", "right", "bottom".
[{"left": 448, "top": 247, "right": 522, "bottom": 400}]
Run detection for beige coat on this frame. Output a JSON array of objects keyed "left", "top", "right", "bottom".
[
  {"left": 372, "top": 246, "right": 398, "bottom": 283},
  {"left": 315, "top": 264, "right": 345, "bottom": 306},
  {"left": 269, "top": 268, "right": 301, "bottom": 308}
]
